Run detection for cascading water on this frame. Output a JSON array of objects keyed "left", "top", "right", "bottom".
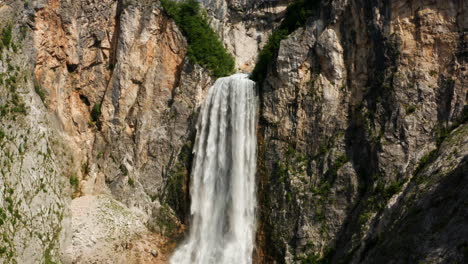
[{"left": 170, "top": 73, "right": 258, "bottom": 264}]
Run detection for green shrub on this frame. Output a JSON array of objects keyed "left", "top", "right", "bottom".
[
  {"left": 69, "top": 176, "right": 79, "bottom": 187},
  {"left": 406, "top": 105, "right": 417, "bottom": 114},
  {"left": 414, "top": 149, "right": 437, "bottom": 176},
  {"left": 1, "top": 25, "right": 12, "bottom": 48},
  {"left": 383, "top": 180, "right": 404, "bottom": 200},
  {"left": 165, "top": 139, "right": 194, "bottom": 220},
  {"left": 324, "top": 154, "right": 348, "bottom": 178},
  {"left": 299, "top": 247, "right": 334, "bottom": 264},
  {"left": 251, "top": 29, "right": 289, "bottom": 83},
  {"left": 251, "top": 0, "right": 321, "bottom": 83},
  {"left": 11, "top": 43, "right": 18, "bottom": 53},
  {"left": 120, "top": 164, "right": 128, "bottom": 176},
  {"left": 90, "top": 103, "right": 101, "bottom": 122},
  {"left": 11, "top": 104, "right": 26, "bottom": 114},
  {"left": 435, "top": 125, "right": 450, "bottom": 146},
  {"left": 81, "top": 162, "right": 90, "bottom": 175},
  {"left": 34, "top": 84, "right": 46, "bottom": 103},
  {"left": 359, "top": 211, "right": 373, "bottom": 226},
  {"left": 161, "top": 0, "right": 235, "bottom": 77},
  {"left": 311, "top": 181, "right": 331, "bottom": 196},
  {"left": 128, "top": 177, "right": 135, "bottom": 187}
]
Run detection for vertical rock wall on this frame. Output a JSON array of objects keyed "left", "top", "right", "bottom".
[
  {"left": 198, "top": 0, "right": 294, "bottom": 71},
  {"left": 1, "top": 0, "right": 466, "bottom": 263},
  {"left": 257, "top": 0, "right": 467, "bottom": 263},
  {"left": 2, "top": 0, "right": 213, "bottom": 262},
  {"left": 0, "top": 1, "right": 71, "bottom": 263}
]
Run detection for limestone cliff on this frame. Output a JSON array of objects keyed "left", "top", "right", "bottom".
[
  {"left": 256, "top": 0, "right": 467, "bottom": 263},
  {"left": 1, "top": 0, "right": 211, "bottom": 262},
  {"left": 0, "top": 0, "right": 466, "bottom": 263},
  {"left": 198, "top": 0, "right": 293, "bottom": 71}
]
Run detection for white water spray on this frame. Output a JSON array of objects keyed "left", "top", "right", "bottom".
[{"left": 170, "top": 73, "right": 258, "bottom": 264}]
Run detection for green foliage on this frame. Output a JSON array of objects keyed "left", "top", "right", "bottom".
[
  {"left": 383, "top": 180, "right": 404, "bottom": 200},
  {"left": 165, "top": 140, "right": 193, "bottom": 220},
  {"left": 414, "top": 149, "right": 437, "bottom": 176},
  {"left": 434, "top": 124, "right": 453, "bottom": 146},
  {"left": 298, "top": 247, "right": 334, "bottom": 264},
  {"left": 251, "top": 29, "right": 289, "bottom": 83},
  {"left": 406, "top": 105, "right": 417, "bottom": 115},
  {"left": 128, "top": 177, "right": 135, "bottom": 187},
  {"left": 301, "top": 253, "right": 322, "bottom": 264},
  {"left": 19, "top": 25, "right": 28, "bottom": 41},
  {"left": 82, "top": 162, "right": 90, "bottom": 175},
  {"left": 315, "top": 207, "right": 325, "bottom": 221},
  {"left": 69, "top": 176, "right": 79, "bottom": 187},
  {"left": 358, "top": 177, "right": 408, "bottom": 229},
  {"left": 11, "top": 43, "right": 18, "bottom": 53},
  {"left": 153, "top": 204, "right": 179, "bottom": 237},
  {"left": 44, "top": 246, "right": 57, "bottom": 264},
  {"left": 11, "top": 104, "right": 26, "bottom": 114},
  {"left": 1, "top": 25, "right": 12, "bottom": 49},
  {"left": 90, "top": 103, "right": 101, "bottom": 122},
  {"left": 35, "top": 84, "right": 46, "bottom": 104},
  {"left": 324, "top": 154, "right": 348, "bottom": 179},
  {"left": 422, "top": 109, "right": 468, "bottom": 166},
  {"left": 359, "top": 211, "right": 373, "bottom": 225},
  {"left": 161, "top": 0, "right": 235, "bottom": 77},
  {"left": 251, "top": 0, "right": 321, "bottom": 83},
  {"left": 311, "top": 181, "right": 331, "bottom": 196},
  {"left": 120, "top": 164, "right": 129, "bottom": 176},
  {"left": 7, "top": 64, "right": 14, "bottom": 73},
  {"left": 0, "top": 68, "right": 28, "bottom": 116}
]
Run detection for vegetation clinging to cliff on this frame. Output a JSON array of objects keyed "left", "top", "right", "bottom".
[
  {"left": 251, "top": 0, "right": 320, "bottom": 83},
  {"left": 0, "top": 25, "right": 12, "bottom": 50},
  {"left": 161, "top": 0, "right": 235, "bottom": 77}
]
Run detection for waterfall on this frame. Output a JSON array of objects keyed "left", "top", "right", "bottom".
[{"left": 170, "top": 73, "right": 258, "bottom": 264}]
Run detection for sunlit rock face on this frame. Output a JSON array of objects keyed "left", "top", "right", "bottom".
[
  {"left": 2, "top": 0, "right": 213, "bottom": 262},
  {"left": 1, "top": 0, "right": 467, "bottom": 263},
  {"left": 198, "top": 0, "right": 294, "bottom": 71}
]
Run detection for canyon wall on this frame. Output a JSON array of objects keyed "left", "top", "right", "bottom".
[
  {"left": 0, "top": 0, "right": 466, "bottom": 263},
  {"left": 1, "top": 0, "right": 212, "bottom": 262},
  {"left": 198, "top": 0, "right": 293, "bottom": 70},
  {"left": 256, "top": 0, "right": 467, "bottom": 263}
]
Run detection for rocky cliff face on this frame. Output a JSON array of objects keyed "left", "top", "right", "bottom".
[
  {"left": 0, "top": 0, "right": 466, "bottom": 263},
  {"left": 198, "top": 0, "right": 293, "bottom": 71},
  {"left": 0, "top": 1, "right": 71, "bottom": 263},
  {"left": 256, "top": 0, "right": 467, "bottom": 263},
  {"left": 2, "top": 0, "right": 212, "bottom": 262}
]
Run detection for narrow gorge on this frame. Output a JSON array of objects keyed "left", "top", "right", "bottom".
[{"left": 0, "top": 0, "right": 466, "bottom": 263}]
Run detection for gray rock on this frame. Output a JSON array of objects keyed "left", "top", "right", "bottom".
[{"left": 256, "top": 0, "right": 467, "bottom": 262}]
